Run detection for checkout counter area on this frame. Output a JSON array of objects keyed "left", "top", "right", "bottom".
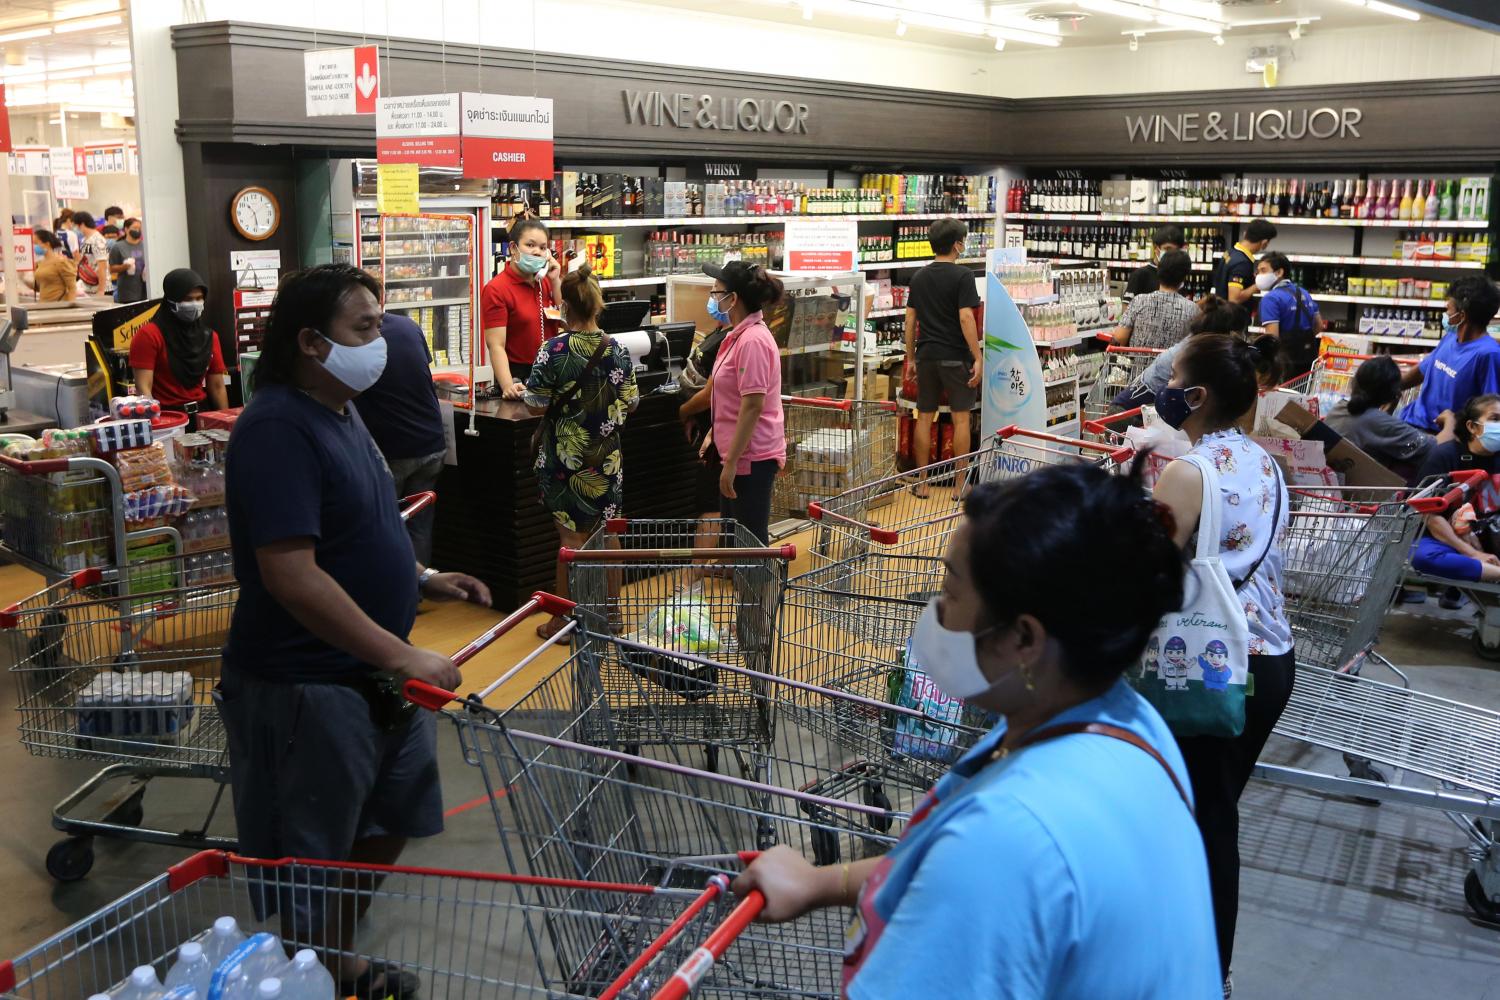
[
  {"left": 8, "top": 299, "right": 119, "bottom": 429},
  {"left": 430, "top": 306, "right": 703, "bottom": 610}
]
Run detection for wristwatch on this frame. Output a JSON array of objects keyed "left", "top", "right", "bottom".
[{"left": 418, "top": 567, "right": 440, "bottom": 595}]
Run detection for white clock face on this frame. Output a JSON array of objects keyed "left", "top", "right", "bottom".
[{"left": 235, "top": 191, "right": 276, "bottom": 237}]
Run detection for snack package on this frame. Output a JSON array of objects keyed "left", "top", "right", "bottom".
[
  {"left": 89, "top": 419, "right": 154, "bottom": 454},
  {"left": 114, "top": 443, "right": 175, "bottom": 492},
  {"left": 643, "top": 596, "right": 722, "bottom": 654},
  {"left": 122, "top": 484, "right": 195, "bottom": 524},
  {"left": 888, "top": 640, "right": 969, "bottom": 763}
]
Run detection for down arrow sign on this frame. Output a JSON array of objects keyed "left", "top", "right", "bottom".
[{"left": 357, "top": 62, "right": 378, "bottom": 99}]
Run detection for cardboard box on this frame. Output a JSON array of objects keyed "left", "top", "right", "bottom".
[{"left": 1272, "top": 399, "right": 1405, "bottom": 488}]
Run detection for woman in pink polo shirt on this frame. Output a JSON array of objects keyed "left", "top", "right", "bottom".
[{"left": 700, "top": 261, "right": 786, "bottom": 543}]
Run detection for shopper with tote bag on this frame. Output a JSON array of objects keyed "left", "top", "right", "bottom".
[{"left": 1147, "top": 333, "right": 1294, "bottom": 999}]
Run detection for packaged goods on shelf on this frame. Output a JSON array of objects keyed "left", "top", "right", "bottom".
[{"left": 994, "top": 261, "right": 1052, "bottom": 300}]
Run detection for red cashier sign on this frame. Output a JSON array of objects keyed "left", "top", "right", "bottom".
[
  {"left": 459, "top": 93, "right": 554, "bottom": 180},
  {"left": 376, "top": 93, "right": 461, "bottom": 167}
]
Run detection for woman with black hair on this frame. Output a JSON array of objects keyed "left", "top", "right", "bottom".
[
  {"left": 129, "top": 268, "right": 229, "bottom": 411},
  {"left": 1152, "top": 333, "right": 1293, "bottom": 997},
  {"left": 481, "top": 217, "right": 562, "bottom": 399},
  {"left": 698, "top": 260, "right": 787, "bottom": 544},
  {"left": 1325, "top": 355, "right": 1441, "bottom": 481},
  {"left": 733, "top": 460, "right": 1219, "bottom": 998},
  {"left": 1411, "top": 393, "right": 1500, "bottom": 585}
]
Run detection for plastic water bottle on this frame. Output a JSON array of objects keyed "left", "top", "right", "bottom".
[
  {"left": 207, "top": 933, "right": 278, "bottom": 1000},
  {"left": 112, "top": 965, "right": 167, "bottom": 1000},
  {"left": 257, "top": 979, "right": 282, "bottom": 1000},
  {"left": 162, "top": 988, "right": 200, "bottom": 1000},
  {"left": 202, "top": 917, "right": 246, "bottom": 968},
  {"left": 276, "top": 951, "right": 335, "bottom": 1000},
  {"left": 238, "top": 935, "right": 288, "bottom": 985},
  {"left": 166, "top": 942, "right": 214, "bottom": 999}
]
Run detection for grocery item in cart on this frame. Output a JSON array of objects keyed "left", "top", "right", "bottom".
[
  {"left": 113, "top": 395, "right": 164, "bottom": 420},
  {"left": 115, "top": 966, "right": 168, "bottom": 1000},
  {"left": 166, "top": 941, "right": 214, "bottom": 998},
  {"left": 276, "top": 949, "right": 335, "bottom": 1000},
  {"left": 888, "top": 640, "right": 972, "bottom": 763},
  {"left": 202, "top": 916, "right": 247, "bottom": 968},
  {"left": 624, "top": 593, "right": 724, "bottom": 701},
  {"left": 207, "top": 933, "right": 284, "bottom": 1000},
  {"left": 116, "top": 443, "right": 176, "bottom": 491},
  {"left": 74, "top": 670, "right": 196, "bottom": 749}
]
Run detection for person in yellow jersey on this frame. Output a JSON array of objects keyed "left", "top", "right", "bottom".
[{"left": 1213, "top": 218, "right": 1276, "bottom": 313}]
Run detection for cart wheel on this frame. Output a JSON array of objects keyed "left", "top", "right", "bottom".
[
  {"left": 862, "top": 785, "right": 894, "bottom": 834},
  {"left": 46, "top": 837, "right": 94, "bottom": 882},
  {"left": 1465, "top": 870, "right": 1500, "bottom": 924},
  {"left": 1473, "top": 628, "right": 1500, "bottom": 663},
  {"left": 810, "top": 826, "right": 841, "bottom": 867},
  {"left": 704, "top": 745, "right": 719, "bottom": 774}
]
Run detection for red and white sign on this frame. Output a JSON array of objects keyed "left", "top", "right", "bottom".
[
  {"left": 459, "top": 92, "right": 554, "bottom": 180},
  {"left": 0, "top": 86, "right": 12, "bottom": 155},
  {"left": 376, "top": 93, "right": 461, "bottom": 167},
  {"left": 304, "top": 45, "right": 379, "bottom": 117},
  {"left": 785, "top": 218, "right": 858, "bottom": 272},
  {"left": 13, "top": 227, "right": 33, "bottom": 273}
]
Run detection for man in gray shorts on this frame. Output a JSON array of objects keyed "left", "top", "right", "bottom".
[
  {"left": 904, "top": 218, "right": 982, "bottom": 496},
  {"left": 219, "top": 264, "right": 490, "bottom": 1000}
]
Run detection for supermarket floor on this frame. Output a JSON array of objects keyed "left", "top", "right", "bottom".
[{"left": 2, "top": 563, "right": 1499, "bottom": 998}]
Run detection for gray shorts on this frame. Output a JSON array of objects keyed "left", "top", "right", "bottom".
[
  {"left": 217, "top": 665, "right": 443, "bottom": 928},
  {"left": 915, "top": 359, "right": 977, "bottom": 413}
]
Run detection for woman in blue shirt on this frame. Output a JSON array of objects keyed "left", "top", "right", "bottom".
[{"left": 733, "top": 461, "right": 1220, "bottom": 999}]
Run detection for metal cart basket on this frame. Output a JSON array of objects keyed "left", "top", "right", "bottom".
[{"left": 772, "top": 396, "right": 898, "bottom": 521}]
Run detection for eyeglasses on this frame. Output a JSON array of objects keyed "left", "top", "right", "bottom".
[{"left": 709, "top": 289, "right": 735, "bottom": 300}]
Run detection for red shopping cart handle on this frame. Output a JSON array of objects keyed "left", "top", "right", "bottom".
[
  {"left": 651, "top": 890, "right": 769, "bottom": 1000},
  {"left": 996, "top": 424, "right": 1135, "bottom": 466},
  {"left": 404, "top": 591, "right": 578, "bottom": 710},
  {"left": 399, "top": 491, "right": 437, "bottom": 520},
  {"left": 780, "top": 395, "right": 852, "bottom": 411},
  {"left": 403, "top": 679, "right": 459, "bottom": 711},
  {"left": 1081, "top": 407, "right": 1145, "bottom": 438},
  {"left": 0, "top": 452, "right": 76, "bottom": 475},
  {"left": 1411, "top": 469, "right": 1492, "bottom": 515},
  {"left": 563, "top": 544, "right": 797, "bottom": 562}
]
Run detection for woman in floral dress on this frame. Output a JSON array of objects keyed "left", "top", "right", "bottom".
[{"left": 524, "top": 263, "right": 639, "bottom": 637}]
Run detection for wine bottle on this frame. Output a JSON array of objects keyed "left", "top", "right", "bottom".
[
  {"left": 1398, "top": 179, "right": 1414, "bottom": 222},
  {"left": 1440, "top": 178, "right": 1456, "bottom": 221},
  {"left": 1424, "top": 179, "right": 1440, "bottom": 221}
]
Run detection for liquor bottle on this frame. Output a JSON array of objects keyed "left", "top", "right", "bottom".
[
  {"left": 536, "top": 180, "right": 552, "bottom": 220},
  {"left": 1353, "top": 179, "right": 1369, "bottom": 219},
  {"left": 1326, "top": 180, "right": 1341, "bottom": 219},
  {"left": 1339, "top": 179, "right": 1355, "bottom": 220},
  {"left": 1440, "top": 178, "right": 1456, "bottom": 221},
  {"left": 1398, "top": 179, "right": 1414, "bottom": 222},
  {"left": 1424, "top": 179, "right": 1440, "bottom": 221},
  {"left": 1278, "top": 179, "right": 1293, "bottom": 218},
  {"left": 1369, "top": 179, "right": 1385, "bottom": 220}
]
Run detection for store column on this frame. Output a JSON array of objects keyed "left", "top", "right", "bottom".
[{"left": 127, "top": 2, "right": 191, "bottom": 296}]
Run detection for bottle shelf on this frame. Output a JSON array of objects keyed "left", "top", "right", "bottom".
[
  {"left": 861, "top": 257, "right": 987, "bottom": 272},
  {"left": 1322, "top": 332, "right": 1443, "bottom": 348},
  {"left": 1007, "top": 212, "right": 1489, "bottom": 229},
  {"left": 384, "top": 296, "right": 471, "bottom": 309},
  {"left": 598, "top": 276, "right": 669, "bottom": 288},
  {"left": 369, "top": 252, "right": 471, "bottom": 261},
  {"left": 1315, "top": 292, "right": 1448, "bottom": 308},
  {"left": 503, "top": 212, "right": 994, "bottom": 230},
  {"left": 867, "top": 308, "right": 907, "bottom": 319}
]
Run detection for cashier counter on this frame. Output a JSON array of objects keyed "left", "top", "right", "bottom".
[{"left": 7, "top": 300, "right": 118, "bottom": 428}]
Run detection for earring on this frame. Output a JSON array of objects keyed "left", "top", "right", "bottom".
[{"left": 1019, "top": 661, "right": 1035, "bottom": 692}]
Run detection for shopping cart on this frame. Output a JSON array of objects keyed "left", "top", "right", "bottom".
[
  {"left": 772, "top": 396, "right": 899, "bottom": 521},
  {"left": 0, "top": 478, "right": 436, "bottom": 882},
  {"left": 562, "top": 519, "right": 794, "bottom": 770},
  {"left": 1278, "top": 350, "right": 1422, "bottom": 417},
  {"left": 806, "top": 425, "right": 1133, "bottom": 563},
  {"left": 1080, "top": 345, "right": 1165, "bottom": 424},
  {"left": 1404, "top": 469, "right": 1500, "bottom": 660},
  {"left": 0, "top": 848, "right": 792, "bottom": 1000}
]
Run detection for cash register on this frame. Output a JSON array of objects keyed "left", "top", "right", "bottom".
[{"left": 600, "top": 299, "right": 695, "bottom": 394}]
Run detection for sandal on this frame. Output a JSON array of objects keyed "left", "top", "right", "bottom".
[
  {"left": 339, "top": 962, "right": 421, "bottom": 1000},
  {"left": 536, "top": 616, "right": 569, "bottom": 640},
  {"left": 909, "top": 482, "right": 931, "bottom": 499}
]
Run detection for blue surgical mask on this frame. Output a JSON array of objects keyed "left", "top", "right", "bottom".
[
  {"left": 32, "top": 245, "right": 44, "bottom": 260},
  {"left": 1480, "top": 422, "right": 1500, "bottom": 452},
  {"left": 707, "top": 293, "right": 731, "bottom": 326},
  {"left": 318, "top": 331, "right": 388, "bottom": 393},
  {"left": 514, "top": 252, "right": 547, "bottom": 276},
  {"left": 1154, "top": 385, "right": 1203, "bottom": 430}
]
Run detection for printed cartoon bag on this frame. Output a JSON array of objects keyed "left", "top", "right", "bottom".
[{"left": 1130, "top": 453, "right": 1251, "bottom": 738}]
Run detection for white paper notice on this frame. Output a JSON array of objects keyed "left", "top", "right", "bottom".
[{"left": 304, "top": 45, "right": 379, "bottom": 117}]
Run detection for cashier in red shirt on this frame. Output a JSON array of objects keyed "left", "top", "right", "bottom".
[
  {"left": 481, "top": 217, "right": 562, "bottom": 399},
  {"left": 129, "top": 267, "right": 229, "bottom": 411}
]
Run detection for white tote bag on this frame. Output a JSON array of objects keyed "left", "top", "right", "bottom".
[{"left": 1131, "top": 453, "right": 1251, "bottom": 738}]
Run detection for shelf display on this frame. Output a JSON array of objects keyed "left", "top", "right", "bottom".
[{"left": 359, "top": 212, "right": 477, "bottom": 369}]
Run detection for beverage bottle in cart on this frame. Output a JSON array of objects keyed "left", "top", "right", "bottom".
[
  {"left": 167, "top": 942, "right": 215, "bottom": 999},
  {"left": 276, "top": 951, "right": 335, "bottom": 1000},
  {"left": 202, "top": 917, "right": 246, "bottom": 968},
  {"left": 113, "top": 966, "right": 167, "bottom": 1000}
]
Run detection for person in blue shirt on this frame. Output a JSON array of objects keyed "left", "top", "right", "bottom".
[
  {"left": 733, "top": 460, "right": 1219, "bottom": 999},
  {"left": 1401, "top": 274, "right": 1500, "bottom": 433},
  {"left": 351, "top": 312, "right": 448, "bottom": 564},
  {"left": 220, "top": 264, "right": 490, "bottom": 1000},
  {"left": 1254, "top": 252, "right": 1324, "bottom": 378}
]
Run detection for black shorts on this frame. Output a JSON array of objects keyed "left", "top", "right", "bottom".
[
  {"left": 915, "top": 359, "right": 976, "bottom": 413},
  {"left": 217, "top": 665, "right": 443, "bottom": 930},
  {"left": 696, "top": 453, "right": 723, "bottom": 514}
]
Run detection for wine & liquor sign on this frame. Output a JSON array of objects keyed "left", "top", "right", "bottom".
[
  {"left": 1126, "top": 106, "right": 1364, "bottom": 144},
  {"left": 622, "top": 90, "right": 810, "bottom": 134}
]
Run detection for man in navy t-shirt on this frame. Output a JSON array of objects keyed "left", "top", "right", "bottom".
[
  {"left": 352, "top": 312, "right": 448, "bottom": 563},
  {"left": 220, "top": 264, "right": 489, "bottom": 998},
  {"left": 1401, "top": 275, "right": 1500, "bottom": 432}
]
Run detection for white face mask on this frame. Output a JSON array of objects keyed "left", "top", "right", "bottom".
[
  {"left": 909, "top": 599, "right": 999, "bottom": 701},
  {"left": 1254, "top": 271, "right": 1279, "bottom": 292},
  {"left": 318, "top": 331, "right": 388, "bottom": 393},
  {"left": 172, "top": 300, "right": 205, "bottom": 322}
]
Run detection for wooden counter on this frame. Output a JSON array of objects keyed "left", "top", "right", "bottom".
[{"left": 430, "top": 390, "right": 700, "bottom": 612}]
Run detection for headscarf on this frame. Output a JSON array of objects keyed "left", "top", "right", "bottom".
[{"left": 157, "top": 268, "right": 213, "bottom": 390}]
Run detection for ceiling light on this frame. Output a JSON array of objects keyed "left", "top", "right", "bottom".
[
  {"left": 52, "top": 13, "right": 122, "bottom": 33},
  {"left": 895, "top": 17, "right": 906, "bottom": 35},
  {"left": 1156, "top": 11, "right": 1226, "bottom": 33},
  {"left": 994, "top": 35, "right": 1005, "bottom": 50},
  {"left": 1212, "top": 33, "right": 1224, "bottom": 44},
  {"left": 0, "top": 27, "right": 52, "bottom": 44},
  {"left": 1364, "top": 0, "right": 1420, "bottom": 19},
  {"left": 1078, "top": 0, "right": 1156, "bottom": 21}
]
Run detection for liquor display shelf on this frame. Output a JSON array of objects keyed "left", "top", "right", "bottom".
[
  {"left": 501, "top": 212, "right": 995, "bottom": 230},
  {"left": 1321, "top": 332, "right": 1443, "bottom": 348},
  {"left": 1007, "top": 212, "right": 1489, "bottom": 229},
  {"left": 383, "top": 275, "right": 469, "bottom": 283},
  {"left": 376, "top": 252, "right": 470, "bottom": 261},
  {"left": 781, "top": 342, "right": 849, "bottom": 358},
  {"left": 1316, "top": 292, "right": 1447, "bottom": 308},
  {"left": 1037, "top": 329, "right": 1112, "bottom": 351},
  {"left": 384, "top": 296, "right": 471, "bottom": 309},
  {"left": 598, "top": 276, "right": 672, "bottom": 289},
  {"left": 1046, "top": 254, "right": 1482, "bottom": 271},
  {"left": 599, "top": 256, "right": 987, "bottom": 287},
  {"left": 868, "top": 307, "right": 906, "bottom": 319}
]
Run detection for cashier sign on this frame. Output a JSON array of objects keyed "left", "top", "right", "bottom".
[{"left": 376, "top": 92, "right": 553, "bottom": 180}]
